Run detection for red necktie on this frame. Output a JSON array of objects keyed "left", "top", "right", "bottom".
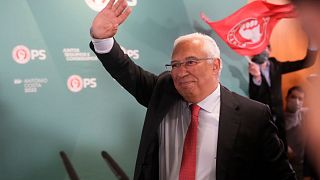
[{"left": 179, "top": 104, "right": 201, "bottom": 180}]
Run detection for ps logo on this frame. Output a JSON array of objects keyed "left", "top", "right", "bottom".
[
  {"left": 12, "top": 45, "right": 30, "bottom": 64},
  {"left": 67, "top": 75, "right": 97, "bottom": 92},
  {"left": 227, "top": 17, "right": 269, "bottom": 49},
  {"left": 12, "top": 45, "right": 47, "bottom": 64},
  {"left": 85, "top": 0, "right": 137, "bottom": 12},
  {"left": 120, "top": 46, "right": 140, "bottom": 60}
]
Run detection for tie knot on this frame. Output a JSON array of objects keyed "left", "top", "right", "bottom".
[{"left": 190, "top": 104, "right": 201, "bottom": 116}]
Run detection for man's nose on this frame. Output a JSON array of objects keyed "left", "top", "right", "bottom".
[
  {"left": 294, "top": 99, "right": 304, "bottom": 107},
  {"left": 297, "top": 99, "right": 304, "bottom": 105}
]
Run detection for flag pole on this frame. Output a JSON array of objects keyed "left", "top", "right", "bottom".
[{"left": 245, "top": 56, "right": 253, "bottom": 63}]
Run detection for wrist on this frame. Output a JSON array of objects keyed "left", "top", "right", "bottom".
[
  {"left": 90, "top": 27, "right": 99, "bottom": 39},
  {"left": 253, "top": 74, "right": 261, "bottom": 80},
  {"left": 252, "top": 75, "right": 262, "bottom": 86}
]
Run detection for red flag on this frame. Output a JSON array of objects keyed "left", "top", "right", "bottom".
[{"left": 201, "top": 1, "right": 295, "bottom": 56}]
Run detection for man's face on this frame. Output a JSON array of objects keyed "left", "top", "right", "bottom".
[
  {"left": 286, "top": 89, "right": 305, "bottom": 113},
  {"left": 171, "top": 38, "right": 220, "bottom": 103},
  {"left": 252, "top": 50, "right": 269, "bottom": 64}
]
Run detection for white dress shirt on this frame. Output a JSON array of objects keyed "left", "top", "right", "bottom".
[
  {"left": 159, "top": 85, "right": 221, "bottom": 180},
  {"left": 92, "top": 37, "right": 114, "bottom": 53}
]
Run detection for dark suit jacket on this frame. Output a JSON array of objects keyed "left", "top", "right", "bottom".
[
  {"left": 90, "top": 40, "right": 296, "bottom": 180},
  {"left": 249, "top": 54, "right": 316, "bottom": 148}
]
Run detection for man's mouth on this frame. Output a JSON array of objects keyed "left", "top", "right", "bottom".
[{"left": 178, "top": 81, "right": 195, "bottom": 86}]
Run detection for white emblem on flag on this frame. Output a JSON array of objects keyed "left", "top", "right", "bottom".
[{"left": 227, "top": 17, "right": 270, "bottom": 49}]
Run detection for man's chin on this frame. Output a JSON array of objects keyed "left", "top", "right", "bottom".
[
  {"left": 177, "top": 88, "right": 197, "bottom": 100},
  {"left": 174, "top": 82, "right": 196, "bottom": 95}
]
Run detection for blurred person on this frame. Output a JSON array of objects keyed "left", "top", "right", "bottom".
[
  {"left": 284, "top": 86, "right": 306, "bottom": 180},
  {"left": 291, "top": 0, "right": 320, "bottom": 47},
  {"left": 290, "top": 0, "right": 320, "bottom": 176},
  {"left": 89, "top": 0, "right": 296, "bottom": 179},
  {"left": 303, "top": 152, "right": 319, "bottom": 180},
  {"left": 301, "top": 73, "right": 320, "bottom": 179}
]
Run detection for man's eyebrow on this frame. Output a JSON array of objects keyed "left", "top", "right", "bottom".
[
  {"left": 171, "top": 56, "right": 198, "bottom": 62},
  {"left": 171, "top": 60, "right": 180, "bottom": 63},
  {"left": 185, "top": 56, "right": 197, "bottom": 60}
]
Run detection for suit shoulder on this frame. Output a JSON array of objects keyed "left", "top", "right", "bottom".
[
  {"left": 225, "top": 87, "right": 269, "bottom": 112},
  {"left": 269, "top": 57, "right": 279, "bottom": 63},
  {"left": 224, "top": 87, "right": 273, "bottom": 126}
]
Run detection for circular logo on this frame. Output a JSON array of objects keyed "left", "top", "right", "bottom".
[
  {"left": 67, "top": 75, "right": 83, "bottom": 92},
  {"left": 12, "top": 45, "right": 31, "bottom": 64},
  {"left": 227, "top": 17, "right": 270, "bottom": 49},
  {"left": 85, "top": 0, "right": 109, "bottom": 12}
]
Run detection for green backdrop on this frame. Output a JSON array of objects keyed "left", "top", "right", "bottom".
[{"left": 0, "top": 0, "right": 249, "bottom": 179}]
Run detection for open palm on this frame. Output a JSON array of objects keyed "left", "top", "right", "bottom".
[{"left": 91, "top": 0, "right": 132, "bottom": 39}]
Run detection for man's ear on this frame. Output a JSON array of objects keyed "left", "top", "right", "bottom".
[{"left": 213, "top": 58, "right": 221, "bottom": 70}]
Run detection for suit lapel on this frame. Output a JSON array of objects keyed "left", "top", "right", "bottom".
[
  {"left": 268, "top": 60, "right": 275, "bottom": 88},
  {"left": 216, "top": 86, "right": 241, "bottom": 180}
]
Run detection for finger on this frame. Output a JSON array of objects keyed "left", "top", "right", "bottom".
[
  {"left": 250, "top": 63, "right": 256, "bottom": 68},
  {"left": 112, "top": 0, "right": 124, "bottom": 12},
  {"left": 117, "top": 7, "right": 132, "bottom": 25},
  {"left": 115, "top": 0, "right": 128, "bottom": 17},
  {"left": 240, "top": 24, "right": 245, "bottom": 30},
  {"left": 106, "top": 0, "right": 116, "bottom": 10}
]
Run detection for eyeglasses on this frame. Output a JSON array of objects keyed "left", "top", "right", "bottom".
[{"left": 165, "top": 57, "right": 214, "bottom": 71}]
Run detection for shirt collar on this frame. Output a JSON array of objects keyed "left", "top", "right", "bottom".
[
  {"left": 260, "top": 60, "right": 270, "bottom": 70},
  {"left": 189, "top": 84, "right": 220, "bottom": 113}
]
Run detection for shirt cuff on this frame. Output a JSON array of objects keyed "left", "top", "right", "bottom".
[
  {"left": 92, "top": 37, "right": 114, "bottom": 54},
  {"left": 252, "top": 76, "right": 262, "bottom": 86}
]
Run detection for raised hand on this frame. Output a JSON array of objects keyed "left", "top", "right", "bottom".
[
  {"left": 91, "top": 0, "right": 132, "bottom": 39},
  {"left": 248, "top": 62, "right": 261, "bottom": 78}
]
